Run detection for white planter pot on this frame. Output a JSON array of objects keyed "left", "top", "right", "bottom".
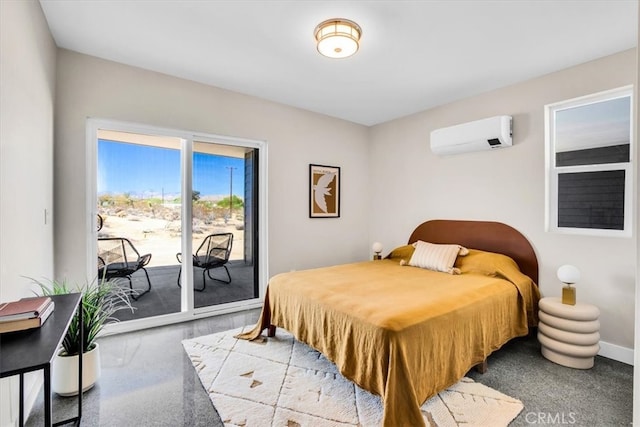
[{"left": 52, "top": 343, "right": 101, "bottom": 396}]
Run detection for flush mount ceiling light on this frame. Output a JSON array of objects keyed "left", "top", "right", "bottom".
[{"left": 314, "top": 18, "right": 362, "bottom": 59}]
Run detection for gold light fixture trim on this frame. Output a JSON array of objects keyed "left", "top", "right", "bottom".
[
  {"left": 558, "top": 264, "right": 580, "bottom": 305},
  {"left": 314, "top": 18, "right": 362, "bottom": 59}
]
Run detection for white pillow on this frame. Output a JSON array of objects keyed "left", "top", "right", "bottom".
[{"left": 408, "top": 241, "right": 468, "bottom": 274}]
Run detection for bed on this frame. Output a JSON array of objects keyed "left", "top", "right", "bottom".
[{"left": 239, "top": 219, "right": 540, "bottom": 427}]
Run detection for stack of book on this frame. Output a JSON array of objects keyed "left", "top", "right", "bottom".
[{"left": 0, "top": 296, "right": 55, "bottom": 333}]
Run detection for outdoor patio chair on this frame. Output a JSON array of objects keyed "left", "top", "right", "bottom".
[
  {"left": 98, "top": 237, "right": 152, "bottom": 300},
  {"left": 176, "top": 232, "right": 233, "bottom": 291}
]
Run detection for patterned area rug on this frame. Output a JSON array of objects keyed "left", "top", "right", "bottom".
[{"left": 183, "top": 327, "right": 523, "bottom": 426}]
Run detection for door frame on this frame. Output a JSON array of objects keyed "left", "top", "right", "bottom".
[{"left": 86, "top": 118, "right": 268, "bottom": 334}]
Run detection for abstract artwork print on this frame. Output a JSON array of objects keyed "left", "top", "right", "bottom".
[{"left": 309, "top": 164, "right": 340, "bottom": 218}]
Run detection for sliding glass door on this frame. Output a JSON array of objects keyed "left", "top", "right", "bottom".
[
  {"left": 191, "top": 140, "right": 258, "bottom": 309},
  {"left": 97, "top": 132, "right": 183, "bottom": 321},
  {"left": 92, "top": 123, "right": 263, "bottom": 325}
]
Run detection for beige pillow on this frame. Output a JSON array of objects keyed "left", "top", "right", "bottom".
[{"left": 408, "top": 241, "right": 468, "bottom": 274}]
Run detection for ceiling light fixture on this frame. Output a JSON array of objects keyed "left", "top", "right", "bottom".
[{"left": 314, "top": 18, "right": 362, "bottom": 59}]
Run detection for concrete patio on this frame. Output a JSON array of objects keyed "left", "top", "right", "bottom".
[{"left": 112, "top": 260, "right": 256, "bottom": 321}]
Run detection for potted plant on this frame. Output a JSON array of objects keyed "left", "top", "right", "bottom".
[{"left": 34, "top": 275, "right": 133, "bottom": 396}]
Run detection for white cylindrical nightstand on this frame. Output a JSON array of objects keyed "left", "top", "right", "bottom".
[{"left": 537, "top": 297, "right": 600, "bottom": 369}]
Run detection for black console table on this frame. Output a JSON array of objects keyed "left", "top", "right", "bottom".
[{"left": 1, "top": 293, "right": 83, "bottom": 426}]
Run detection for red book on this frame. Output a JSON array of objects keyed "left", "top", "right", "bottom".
[
  {"left": 0, "top": 300, "right": 55, "bottom": 333},
  {"left": 0, "top": 296, "right": 53, "bottom": 322}
]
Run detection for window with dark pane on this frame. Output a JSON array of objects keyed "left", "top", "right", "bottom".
[
  {"left": 554, "top": 96, "right": 631, "bottom": 166},
  {"left": 547, "top": 88, "right": 632, "bottom": 235},
  {"left": 557, "top": 170, "right": 625, "bottom": 230},
  {"left": 556, "top": 144, "right": 629, "bottom": 167}
]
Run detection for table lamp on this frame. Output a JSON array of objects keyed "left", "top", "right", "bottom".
[
  {"left": 372, "top": 242, "right": 383, "bottom": 260},
  {"left": 557, "top": 264, "right": 580, "bottom": 305}
]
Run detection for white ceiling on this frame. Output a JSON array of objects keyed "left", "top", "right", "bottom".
[{"left": 39, "top": 0, "right": 638, "bottom": 126}]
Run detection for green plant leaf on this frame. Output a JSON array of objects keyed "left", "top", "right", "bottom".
[{"left": 31, "top": 274, "right": 134, "bottom": 356}]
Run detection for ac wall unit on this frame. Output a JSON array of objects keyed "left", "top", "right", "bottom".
[{"left": 430, "top": 115, "right": 512, "bottom": 156}]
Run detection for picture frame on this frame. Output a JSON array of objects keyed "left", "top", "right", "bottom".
[{"left": 309, "top": 164, "right": 340, "bottom": 218}]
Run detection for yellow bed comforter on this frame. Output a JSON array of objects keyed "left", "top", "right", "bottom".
[{"left": 239, "top": 255, "right": 539, "bottom": 427}]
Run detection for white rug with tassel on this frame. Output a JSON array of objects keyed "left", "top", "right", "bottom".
[{"left": 183, "top": 326, "right": 523, "bottom": 426}]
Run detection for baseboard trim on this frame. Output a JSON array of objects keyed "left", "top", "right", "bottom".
[{"left": 599, "top": 340, "right": 634, "bottom": 365}]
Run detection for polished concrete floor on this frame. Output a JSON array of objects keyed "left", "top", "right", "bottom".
[
  {"left": 468, "top": 331, "right": 633, "bottom": 426},
  {"left": 26, "top": 314, "right": 633, "bottom": 426},
  {"left": 26, "top": 309, "right": 260, "bottom": 427}
]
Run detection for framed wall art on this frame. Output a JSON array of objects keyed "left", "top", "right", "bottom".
[{"left": 309, "top": 164, "right": 340, "bottom": 218}]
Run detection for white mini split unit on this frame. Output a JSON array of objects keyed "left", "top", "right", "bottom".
[{"left": 430, "top": 115, "right": 513, "bottom": 156}]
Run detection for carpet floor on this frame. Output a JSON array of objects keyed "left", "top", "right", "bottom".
[{"left": 183, "top": 326, "right": 524, "bottom": 426}]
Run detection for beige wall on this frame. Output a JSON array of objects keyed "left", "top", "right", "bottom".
[
  {"left": 54, "top": 49, "right": 371, "bottom": 285},
  {"left": 0, "top": 0, "right": 56, "bottom": 299},
  {"left": 369, "top": 49, "right": 637, "bottom": 355},
  {"left": 0, "top": 1, "right": 57, "bottom": 425},
  {"left": 634, "top": 3, "right": 639, "bottom": 422}
]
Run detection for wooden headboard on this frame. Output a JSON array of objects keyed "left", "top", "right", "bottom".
[{"left": 408, "top": 219, "right": 539, "bottom": 284}]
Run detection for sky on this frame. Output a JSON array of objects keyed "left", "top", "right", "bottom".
[
  {"left": 97, "top": 139, "right": 245, "bottom": 198},
  {"left": 555, "top": 95, "right": 631, "bottom": 152}
]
